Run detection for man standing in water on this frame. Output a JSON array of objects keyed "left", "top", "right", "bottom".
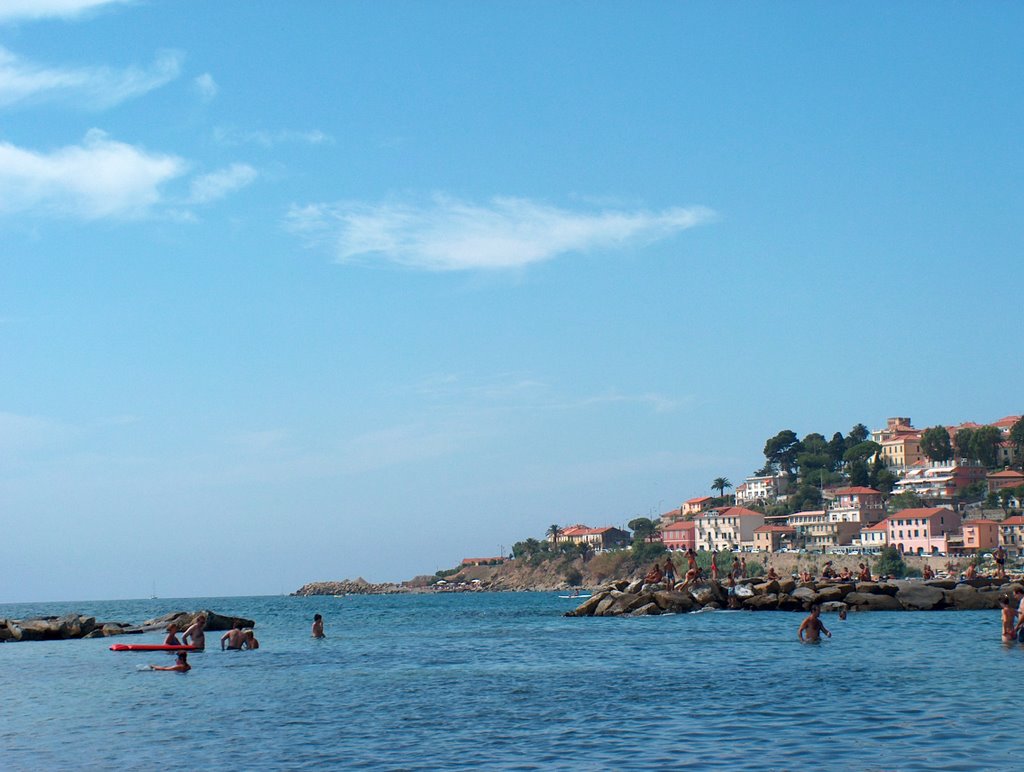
[
  {"left": 182, "top": 613, "right": 206, "bottom": 650},
  {"left": 798, "top": 605, "right": 832, "bottom": 643},
  {"left": 312, "top": 613, "right": 325, "bottom": 638},
  {"left": 221, "top": 621, "right": 245, "bottom": 650}
]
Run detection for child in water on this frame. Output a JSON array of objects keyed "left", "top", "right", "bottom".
[{"left": 312, "top": 613, "right": 325, "bottom": 638}]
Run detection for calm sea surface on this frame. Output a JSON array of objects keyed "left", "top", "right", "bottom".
[{"left": 0, "top": 592, "right": 1015, "bottom": 771}]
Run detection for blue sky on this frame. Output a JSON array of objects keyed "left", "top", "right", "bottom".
[{"left": 2, "top": 1, "right": 1022, "bottom": 602}]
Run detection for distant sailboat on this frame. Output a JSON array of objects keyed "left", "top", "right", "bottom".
[{"left": 151, "top": 581, "right": 158, "bottom": 600}]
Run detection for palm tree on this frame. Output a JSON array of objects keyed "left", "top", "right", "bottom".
[
  {"left": 546, "top": 524, "right": 563, "bottom": 544},
  {"left": 712, "top": 477, "right": 732, "bottom": 500}
]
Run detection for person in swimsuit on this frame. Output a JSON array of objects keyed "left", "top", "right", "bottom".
[
  {"left": 858, "top": 563, "right": 871, "bottom": 582},
  {"left": 710, "top": 551, "right": 720, "bottom": 582},
  {"left": 766, "top": 565, "right": 780, "bottom": 581},
  {"left": 221, "top": 621, "right": 245, "bottom": 650},
  {"left": 1012, "top": 587, "right": 1024, "bottom": 643},
  {"left": 1000, "top": 596, "right": 1016, "bottom": 643},
  {"left": 163, "top": 624, "right": 181, "bottom": 646},
  {"left": 182, "top": 614, "right": 206, "bottom": 650},
  {"left": 740, "top": 557, "right": 748, "bottom": 578},
  {"left": 662, "top": 558, "right": 677, "bottom": 589},
  {"left": 312, "top": 614, "right": 325, "bottom": 638},
  {"left": 242, "top": 629, "right": 259, "bottom": 649},
  {"left": 644, "top": 563, "right": 663, "bottom": 585},
  {"left": 965, "top": 563, "right": 977, "bottom": 580},
  {"left": 798, "top": 605, "right": 832, "bottom": 643},
  {"left": 150, "top": 652, "right": 190, "bottom": 672},
  {"left": 922, "top": 563, "right": 935, "bottom": 581},
  {"left": 994, "top": 546, "right": 1007, "bottom": 579}
]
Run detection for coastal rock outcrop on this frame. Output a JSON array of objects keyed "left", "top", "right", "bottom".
[
  {"left": 567, "top": 574, "right": 1015, "bottom": 618},
  {"left": 292, "top": 579, "right": 409, "bottom": 596},
  {"left": 1, "top": 609, "right": 254, "bottom": 643}
]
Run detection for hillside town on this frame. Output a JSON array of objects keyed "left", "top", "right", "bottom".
[{"left": 526, "top": 415, "right": 1024, "bottom": 563}]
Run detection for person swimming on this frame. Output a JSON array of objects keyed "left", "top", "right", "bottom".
[{"left": 149, "top": 652, "right": 190, "bottom": 672}]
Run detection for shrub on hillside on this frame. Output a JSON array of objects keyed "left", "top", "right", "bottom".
[{"left": 874, "top": 546, "right": 907, "bottom": 578}]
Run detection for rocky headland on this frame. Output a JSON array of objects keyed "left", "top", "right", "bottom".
[
  {"left": 565, "top": 575, "right": 1017, "bottom": 617},
  {"left": 0, "top": 609, "right": 254, "bottom": 643}
]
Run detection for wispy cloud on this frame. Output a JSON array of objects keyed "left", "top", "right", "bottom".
[
  {"left": 189, "top": 162, "right": 257, "bottom": 204},
  {"left": 213, "top": 126, "right": 332, "bottom": 147},
  {"left": 0, "top": 46, "right": 182, "bottom": 109},
  {"left": 284, "top": 195, "right": 715, "bottom": 271},
  {"left": 0, "top": 0, "right": 131, "bottom": 22},
  {"left": 0, "top": 411, "right": 75, "bottom": 454},
  {"left": 193, "top": 72, "right": 217, "bottom": 102},
  {"left": 0, "top": 129, "right": 185, "bottom": 219}
]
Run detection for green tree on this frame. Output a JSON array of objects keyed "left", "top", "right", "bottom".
[
  {"left": 764, "top": 430, "right": 802, "bottom": 476},
  {"left": 546, "top": 524, "right": 563, "bottom": 543},
  {"left": 627, "top": 517, "right": 657, "bottom": 542},
  {"left": 955, "top": 428, "right": 975, "bottom": 460},
  {"left": 827, "top": 432, "right": 847, "bottom": 470},
  {"left": 1010, "top": 416, "right": 1024, "bottom": 456},
  {"left": 711, "top": 477, "right": 732, "bottom": 499},
  {"left": 874, "top": 545, "right": 908, "bottom": 578},
  {"left": 920, "top": 426, "right": 953, "bottom": 462},
  {"left": 971, "top": 425, "right": 1002, "bottom": 468},
  {"left": 843, "top": 440, "right": 881, "bottom": 465},
  {"left": 846, "top": 423, "right": 870, "bottom": 447},
  {"left": 847, "top": 459, "right": 870, "bottom": 487},
  {"left": 889, "top": 491, "right": 924, "bottom": 512}
]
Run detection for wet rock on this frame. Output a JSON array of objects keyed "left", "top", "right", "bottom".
[
  {"left": 734, "top": 584, "right": 755, "bottom": 600},
  {"left": 626, "top": 579, "right": 644, "bottom": 594},
  {"left": 141, "top": 610, "right": 254, "bottom": 633},
  {"left": 690, "top": 581, "right": 727, "bottom": 606},
  {"left": 844, "top": 592, "right": 903, "bottom": 611},
  {"left": 819, "top": 601, "right": 848, "bottom": 613},
  {"left": 792, "top": 587, "right": 819, "bottom": 605},
  {"left": 855, "top": 582, "right": 882, "bottom": 595},
  {"left": 947, "top": 586, "right": 998, "bottom": 610},
  {"left": 594, "top": 595, "right": 618, "bottom": 616},
  {"left": 652, "top": 591, "right": 697, "bottom": 613},
  {"left": 778, "top": 578, "right": 797, "bottom": 595},
  {"left": 776, "top": 594, "right": 805, "bottom": 611},
  {"left": 743, "top": 593, "right": 778, "bottom": 610},
  {"left": 566, "top": 592, "right": 608, "bottom": 617},
  {"left": 895, "top": 584, "right": 947, "bottom": 611},
  {"left": 817, "top": 585, "right": 848, "bottom": 603},
  {"left": 630, "top": 602, "right": 662, "bottom": 616}
]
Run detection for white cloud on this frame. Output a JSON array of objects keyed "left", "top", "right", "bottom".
[
  {"left": 188, "top": 162, "right": 257, "bottom": 204},
  {"left": 285, "top": 195, "right": 715, "bottom": 271},
  {"left": 212, "top": 126, "right": 332, "bottom": 147},
  {"left": 193, "top": 72, "right": 217, "bottom": 102},
  {"left": 0, "top": 0, "right": 130, "bottom": 22},
  {"left": 0, "top": 129, "right": 185, "bottom": 219},
  {"left": 0, "top": 46, "right": 182, "bottom": 109}
]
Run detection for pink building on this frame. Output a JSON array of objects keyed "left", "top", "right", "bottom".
[
  {"left": 962, "top": 519, "right": 1000, "bottom": 553},
  {"left": 659, "top": 520, "right": 696, "bottom": 551},
  {"left": 887, "top": 507, "right": 961, "bottom": 556}
]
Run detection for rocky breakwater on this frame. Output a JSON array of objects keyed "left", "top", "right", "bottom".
[
  {"left": 293, "top": 578, "right": 409, "bottom": 596},
  {"left": 566, "top": 575, "right": 1018, "bottom": 617},
  {"left": 0, "top": 608, "right": 254, "bottom": 643}
]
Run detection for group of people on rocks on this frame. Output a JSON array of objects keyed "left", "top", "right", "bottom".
[{"left": 644, "top": 549, "right": 752, "bottom": 592}]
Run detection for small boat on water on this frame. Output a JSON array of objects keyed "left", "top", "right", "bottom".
[{"left": 558, "top": 592, "right": 592, "bottom": 599}]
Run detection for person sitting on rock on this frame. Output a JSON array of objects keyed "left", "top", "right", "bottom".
[
  {"left": 839, "top": 566, "right": 852, "bottom": 582},
  {"left": 765, "top": 565, "right": 780, "bottom": 581},
  {"left": 644, "top": 563, "right": 663, "bottom": 586},
  {"left": 150, "top": 651, "right": 190, "bottom": 672},
  {"left": 965, "top": 563, "right": 977, "bottom": 580},
  {"left": 181, "top": 614, "right": 206, "bottom": 650},
  {"left": 922, "top": 563, "right": 935, "bottom": 581},
  {"left": 821, "top": 561, "right": 836, "bottom": 579},
  {"left": 163, "top": 623, "right": 181, "bottom": 646},
  {"left": 799, "top": 570, "right": 813, "bottom": 584},
  {"left": 857, "top": 563, "right": 871, "bottom": 582}
]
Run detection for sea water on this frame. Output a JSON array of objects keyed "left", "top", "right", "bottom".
[{"left": 0, "top": 592, "right": 1016, "bottom": 771}]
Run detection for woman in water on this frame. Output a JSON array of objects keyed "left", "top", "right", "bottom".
[{"left": 149, "top": 652, "right": 191, "bottom": 672}]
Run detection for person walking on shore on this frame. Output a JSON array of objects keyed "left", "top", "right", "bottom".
[{"left": 312, "top": 613, "right": 325, "bottom": 638}]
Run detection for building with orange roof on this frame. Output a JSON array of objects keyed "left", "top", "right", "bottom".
[
  {"left": 856, "top": 518, "right": 890, "bottom": 554},
  {"left": 753, "top": 524, "right": 795, "bottom": 552},
  {"left": 987, "top": 469, "right": 1024, "bottom": 494},
  {"left": 887, "top": 507, "right": 961, "bottom": 556},
  {"left": 552, "top": 525, "right": 630, "bottom": 551},
  {"left": 961, "top": 519, "right": 1000, "bottom": 553},
  {"left": 826, "top": 486, "right": 886, "bottom": 525},
  {"left": 682, "top": 496, "right": 714, "bottom": 516},
  {"left": 892, "top": 460, "right": 987, "bottom": 504},
  {"left": 734, "top": 474, "right": 789, "bottom": 505},
  {"left": 693, "top": 506, "right": 765, "bottom": 551},
  {"left": 659, "top": 519, "right": 696, "bottom": 552},
  {"left": 999, "top": 515, "right": 1024, "bottom": 555}
]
